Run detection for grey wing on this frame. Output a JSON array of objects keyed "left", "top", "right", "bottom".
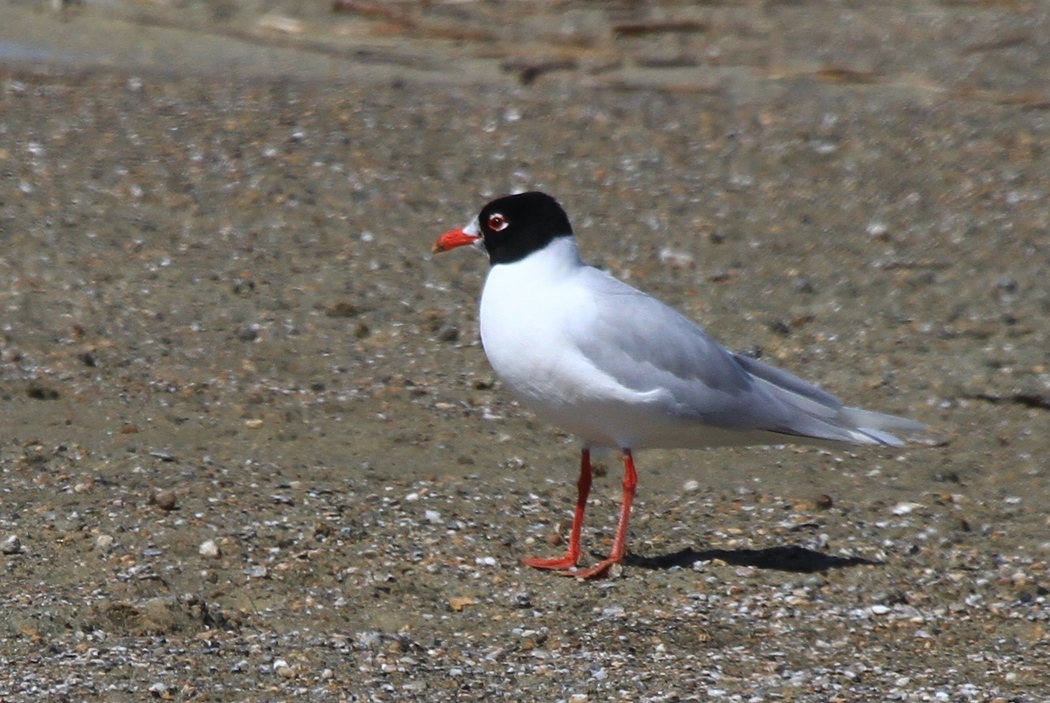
[
  {"left": 570, "top": 269, "right": 794, "bottom": 431},
  {"left": 731, "top": 352, "right": 926, "bottom": 446},
  {"left": 571, "top": 268, "right": 924, "bottom": 446}
]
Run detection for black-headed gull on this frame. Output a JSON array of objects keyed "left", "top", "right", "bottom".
[{"left": 434, "top": 191, "right": 924, "bottom": 579}]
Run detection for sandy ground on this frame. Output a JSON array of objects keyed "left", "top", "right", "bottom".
[{"left": 1, "top": 1, "right": 1050, "bottom": 701}]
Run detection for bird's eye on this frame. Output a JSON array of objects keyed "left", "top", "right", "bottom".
[{"left": 487, "top": 213, "right": 508, "bottom": 232}]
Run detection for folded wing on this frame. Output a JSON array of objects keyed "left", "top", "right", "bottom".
[{"left": 570, "top": 267, "right": 924, "bottom": 447}]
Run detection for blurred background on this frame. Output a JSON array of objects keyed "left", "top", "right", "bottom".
[{"left": 2, "top": 0, "right": 1048, "bottom": 95}]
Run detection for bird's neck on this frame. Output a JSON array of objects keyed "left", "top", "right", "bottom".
[{"left": 491, "top": 236, "right": 582, "bottom": 280}]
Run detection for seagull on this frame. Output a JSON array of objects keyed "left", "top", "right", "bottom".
[{"left": 433, "top": 191, "right": 924, "bottom": 579}]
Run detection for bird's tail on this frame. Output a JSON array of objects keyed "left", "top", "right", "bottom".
[
  {"left": 835, "top": 406, "right": 927, "bottom": 447},
  {"left": 733, "top": 352, "right": 926, "bottom": 447}
]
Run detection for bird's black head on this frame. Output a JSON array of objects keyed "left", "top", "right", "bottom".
[{"left": 475, "top": 192, "right": 574, "bottom": 265}]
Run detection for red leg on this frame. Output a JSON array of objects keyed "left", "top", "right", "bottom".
[
  {"left": 521, "top": 449, "right": 592, "bottom": 571},
  {"left": 567, "top": 449, "right": 638, "bottom": 580}
]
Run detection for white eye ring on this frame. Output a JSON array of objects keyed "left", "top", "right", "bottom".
[{"left": 487, "top": 213, "right": 508, "bottom": 232}]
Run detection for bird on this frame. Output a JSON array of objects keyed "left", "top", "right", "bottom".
[{"left": 433, "top": 191, "right": 924, "bottom": 579}]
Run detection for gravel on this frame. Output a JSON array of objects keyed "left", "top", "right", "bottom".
[{"left": 1, "top": 1, "right": 1049, "bottom": 700}]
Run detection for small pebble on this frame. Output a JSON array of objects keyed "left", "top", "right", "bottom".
[
  {"left": 326, "top": 300, "right": 359, "bottom": 318},
  {"left": 436, "top": 324, "right": 459, "bottom": 342},
  {"left": 866, "top": 221, "right": 890, "bottom": 240},
  {"left": 891, "top": 502, "right": 923, "bottom": 516},
  {"left": 199, "top": 540, "right": 221, "bottom": 559},
  {"left": 313, "top": 522, "right": 333, "bottom": 538},
  {"left": 273, "top": 659, "right": 296, "bottom": 678},
  {"left": 658, "top": 246, "right": 694, "bottom": 267},
  {"left": 26, "top": 381, "right": 60, "bottom": 400},
  {"left": 259, "top": 14, "right": 304, "bottom": 35},
  {"left": 151, "top": 489, "right": 177, "bottom": 511},
  {"left": 2, "top": 535, "right": 22, "bottom": 555}
]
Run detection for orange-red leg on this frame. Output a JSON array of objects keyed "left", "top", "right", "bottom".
[
  {"left": 521, "top": 449, "right": 639, "bottom": 580},
  {"left": 521, "top": 449, "right": 592, "bottom": 571},
  {"left": 567, "top": 449, "right": 637, "bottom": 579}
]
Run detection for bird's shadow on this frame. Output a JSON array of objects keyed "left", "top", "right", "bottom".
[{"left": 623, "top": 545, "right": 879, "bottom": 573}]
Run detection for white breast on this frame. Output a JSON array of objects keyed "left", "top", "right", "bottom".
[{"left": 478, "top": 239, "right": 664, "bottom": 448}]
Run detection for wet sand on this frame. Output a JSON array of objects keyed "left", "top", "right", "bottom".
[{"left": 1, "top": 1, "right": 1049, "bottom": 700}]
